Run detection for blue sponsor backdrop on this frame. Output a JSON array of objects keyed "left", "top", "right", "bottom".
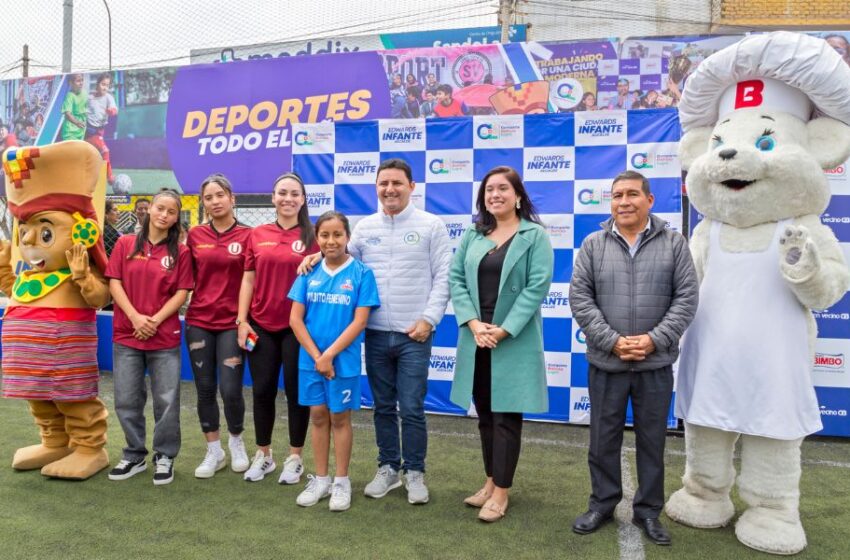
[{"left": 292, "top": 109, "right": 684, "bottom": 426}]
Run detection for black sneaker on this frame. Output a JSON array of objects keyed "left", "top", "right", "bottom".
[
  {"left": 108, "top": 458, "right": 147, "bottom": 481},
  {"left": 152, "top": 453, "right": 174, "bottom": 486}
]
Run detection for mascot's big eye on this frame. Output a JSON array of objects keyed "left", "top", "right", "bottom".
[
  {"left": 755, "top": 135, "right": 775, "bottom": 152},
  {"left": 41, "top": 228, "right": 53, "bottom": 244}
]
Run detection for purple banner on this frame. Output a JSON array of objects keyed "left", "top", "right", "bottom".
[
  {"left": 531, "top": 39, "right": 619, "bottom": 113},
  {"left": 165, "top": 52, "right": 391, "bottom": 193}
]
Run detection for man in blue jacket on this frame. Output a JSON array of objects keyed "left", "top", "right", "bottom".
[{"left": 569, "top": 170, "right": 698, "bottom": 546}]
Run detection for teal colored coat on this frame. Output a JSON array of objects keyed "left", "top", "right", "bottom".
[{"left": 449, "top": 220, "right": 554, "bottom": 413}]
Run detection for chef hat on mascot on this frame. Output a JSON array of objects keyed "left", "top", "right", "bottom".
[{"left": 677, "top": 31, "right": 850, "bottom": 133}]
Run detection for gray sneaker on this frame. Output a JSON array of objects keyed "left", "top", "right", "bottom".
[
  {"left": 405, "top": 470, "right": 430, "bottom": 504},
  {"left": 363, "top": 465, "right": 402, "bottom": 498}
]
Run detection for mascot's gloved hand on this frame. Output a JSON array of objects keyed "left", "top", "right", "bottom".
[
  {"left": 779, "top": 225, "right": 821, "bottom": 283},
  {"left": 65, "top": 243, "right": 90, "bottom": 280},
  {"left": 0, "top": 240, "right": 15, "bottom": 295}
]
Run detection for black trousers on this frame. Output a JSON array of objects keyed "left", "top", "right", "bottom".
[
  {"left": 587, "top": 364, "right": 673, "bottom": 520},
  {"left": 185, "top": 325, "right": 245, "bottom": 435},
  {"left": 472, "top": 348, "right": 523, "bottom": 488},
  {"left": 246, "top": 322, "right": 309, "bottom": 448}
]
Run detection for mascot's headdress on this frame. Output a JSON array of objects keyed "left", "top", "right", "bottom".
[
  {"left": 678, "top": 31, "right": 850, "bottom": 132},
  {"left": 3, "top": 140, "right": 109, "bottom": 271}
]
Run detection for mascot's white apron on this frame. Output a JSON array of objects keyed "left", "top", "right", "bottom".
[{"left": 675, "top": 219, "right": 822, "bottom": 439}]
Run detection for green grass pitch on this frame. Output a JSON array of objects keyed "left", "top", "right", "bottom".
[{"left": 0, "top": 376, "right": 848, "bottom": 559}]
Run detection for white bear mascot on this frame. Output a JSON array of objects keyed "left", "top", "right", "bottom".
[{"left": 664, "top": 32, "right": 850, "bottom": 555}]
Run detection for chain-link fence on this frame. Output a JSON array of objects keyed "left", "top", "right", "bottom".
[{"left": 0, "top": 193, "right": 299, "bottom": 243}]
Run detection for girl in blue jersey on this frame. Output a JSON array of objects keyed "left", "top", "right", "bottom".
[{"left": 289, "top": 212, "right": 380, "bottom": 512}]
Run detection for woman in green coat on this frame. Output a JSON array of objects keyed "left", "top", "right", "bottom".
[{"left": 449, "top": 166, "right": 553, "bottom": 522}]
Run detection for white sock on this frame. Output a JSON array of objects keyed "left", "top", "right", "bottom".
[
  {"left": 208, "top": 440, "right": 223, "bottom": 454},
  {"left": 317, "top": 475, "right": 331, "bottom": 484},
  {"left": 228, "top": 434, "right": 243, "bottom": 447},
  {"left": 334, "top": 476, "right": 350, "bottom": 487}
]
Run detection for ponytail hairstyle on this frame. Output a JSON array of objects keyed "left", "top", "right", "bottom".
[
  {"left": 129, "top": 188, "right": 183, "bottom": 270},
  {"left": 273, "top": 172, "right": 315, "bottom": 249}
]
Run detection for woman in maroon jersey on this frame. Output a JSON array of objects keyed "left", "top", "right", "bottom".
[
  {"left": 237, "top": 172, "right": 318, "bottom": 483},
  {"left": 185, "top": 174, "right": 253, "bottom": 479},
  {"left": 105, "top": 188, "right": 193, "bottom": 486}
]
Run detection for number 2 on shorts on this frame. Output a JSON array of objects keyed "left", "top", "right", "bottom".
[{"left": 341, "top": 389, "right": 352, "bottom": 404}]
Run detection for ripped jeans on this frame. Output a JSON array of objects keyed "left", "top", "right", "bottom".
[{"left": 185, "top": 325, "right": 245, "bottom": 435}]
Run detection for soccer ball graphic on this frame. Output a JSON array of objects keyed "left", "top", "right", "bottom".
[{"left": 112, "top": 174, "right": 133, "bottom": 195}]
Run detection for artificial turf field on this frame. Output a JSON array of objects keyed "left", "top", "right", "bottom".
[{"left": 1, "top": 375, "right": 848, "bottom": 560}]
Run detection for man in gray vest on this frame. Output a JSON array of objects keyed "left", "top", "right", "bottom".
[{"left": 569, "top": 170, "right": 698, "bottom": 545}]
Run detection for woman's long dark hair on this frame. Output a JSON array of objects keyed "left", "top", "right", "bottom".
[
  {"left": 128, "top": 188, "right": 182, "bottom": 270},
  {"left": 474, "top": 166, "right": 542, "bottom": 235},
  {"left": 273, "top": 172, "right": 315, "bottom": 249}
]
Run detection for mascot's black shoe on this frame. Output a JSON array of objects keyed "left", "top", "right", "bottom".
[
  {"left": 632, "top": 517, "right": 671, "bottom": 546},
  {"left": 572, "top": 510, "right": 613, "bottom": 534}
]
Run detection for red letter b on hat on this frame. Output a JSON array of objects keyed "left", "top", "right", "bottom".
[{"left": 735, "top": 80, "right": 764, "bottom": 109}]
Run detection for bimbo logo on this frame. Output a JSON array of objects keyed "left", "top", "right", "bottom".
[
  {"left": 734, "top": 80, "right": 764, "bottom": 109},
  {"left": 429, "top": 159, "right": 449, "bottom": 174},
  {"left": 556, "top": 82, "right": 577, "bottom": 102},
  {"left": 294, "top": 131, "right": 313, "bottom": 146},
  {"left": 631, "top": 152, "right": 653, "bottom": 169},
  {"left": 826, "top": 164, "right": 846, "bottom": 176},
  {"left": 477, "top": 124, "right": 498, "bottom": 140},
  {"left": 814, "top": 353, "right": 845, "bottom": 370}
]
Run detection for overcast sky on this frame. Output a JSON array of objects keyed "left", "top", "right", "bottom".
[{"left": 0, "top": 0, "right": 498, "bottom": 78}]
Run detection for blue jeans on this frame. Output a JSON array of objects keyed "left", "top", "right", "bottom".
[
  {"left": 113, "top": 343, "right": 182, "bottom": 461},
  {"left": 365, "top": 329, "right": 432, "bottom": 473}
]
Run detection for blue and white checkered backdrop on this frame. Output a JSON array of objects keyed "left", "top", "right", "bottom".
[{"left": 292, "top": 109, "right": 685, "bottom": 427}]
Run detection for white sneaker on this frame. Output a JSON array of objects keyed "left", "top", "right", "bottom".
[
  {"left": 364, "top": 465, "right": 402, "bottom": 498},
  {"left": 278, "top": 454, "right": 304, "bottom": 485},
  {"left": 229, "top": 437, "right": 249, "bottom": 473},
  {"left": 405, "top": 470, "right": 430, "bottom": 504},
  {"left": 243, "top": 451, "right": 275, "bottom": 482},
  {"left": 194, "top": 447, "right": 226, "bottom": 479},
  {"left": 329, "top": 481, "right": 352, "bottom": 512},
  {"left": 152, "top": 453, "right": 175, "bottom": 486},
  {"left": 296, "top": 475, "right": 331, "bottom": 507}
]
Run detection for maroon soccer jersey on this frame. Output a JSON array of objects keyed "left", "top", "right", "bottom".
[
  {"left": 185, "top": 222, "right": 252, "bottom": 331},
  {"left": 105, "top": 235, "right": 194, "bottom": 350},
  {"left": 244, "top": 223, "right": 317, "bottom": 332}
]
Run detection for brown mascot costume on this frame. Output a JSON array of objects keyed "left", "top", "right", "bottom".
[{"left": 0, "top": 140, "right": 111, "bottom": 479}]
